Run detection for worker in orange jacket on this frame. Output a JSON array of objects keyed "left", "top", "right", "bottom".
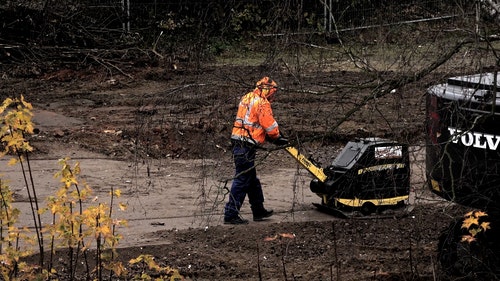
[{"left": 224, "top": 77, "right": 288, "bottom": 224}]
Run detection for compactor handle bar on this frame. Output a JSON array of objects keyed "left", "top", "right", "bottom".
[{"left": 284, "top": 146, "right": 328, "bottom": 182}]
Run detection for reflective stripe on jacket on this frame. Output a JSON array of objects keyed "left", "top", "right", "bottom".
[{"left": 231, "top": 88, "right": 280, "bottom": 145}]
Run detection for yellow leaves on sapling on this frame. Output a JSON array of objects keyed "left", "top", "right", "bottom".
[
  {"left": 480, "top": 221, "right": 491, "bottom": 232},
  {"left": 461, "top": 210, "right": 490, "bottom": 243},
  {"left": 118, "top": 202, "right": 128, "bottom": 211},
  {"left": 111, "top": 189, "right": 127, "bottom": 211},
  {"left": 113, "top": 189, "right": 122, "bottom": 197},
  {"left": 130, "top": 254, "right": 160, "bottom": 270},
  {"left": 1, "top": 97, "right": 133, "bottom": 278},
  {"left": 462, "top": 216, "right": 478, "bottom": 230},
  {"left": 103, "top": 261, "right": 128, "bottom": 277},
  {"left": 129, "top": 254, "right": 184, "bottom": 280},
  {"left": 7, "top": 157, "right": 19, "bottom": 166},
  {"left": 0, "top": 95, "right": 34, "bottom": 158},
  {"left": 48, "top": 157, "right": 128, "bottom": 251},
  {"left": 114, "top": 219, "right": 128, "bottom": 228},
  {"left": 80, "top": 203, "right": 123, "bottom": 248},
  {"left": 55, "top": 158, "right": 80, "bottom": 189},
  {"left": 0, "top": 179, "right": 27, "bottom": 251}
]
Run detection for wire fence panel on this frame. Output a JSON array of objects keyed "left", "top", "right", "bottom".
[
  {"left": 325, "top": 0, "right": 474, "bottom": 32},
  {"left": 84, "top": 0, "right": 477, "bottom": 35}
]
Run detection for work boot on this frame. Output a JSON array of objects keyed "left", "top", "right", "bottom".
[
  {"left": 253, "top": 208, "right": 274, "bottom": 221},
  {"left": 224, "top": 216, "right": 249, "bottom": 225}
]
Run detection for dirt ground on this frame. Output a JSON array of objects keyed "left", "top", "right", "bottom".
[{"left": 0, "top": 64, "right": 473, "bottom": 280}]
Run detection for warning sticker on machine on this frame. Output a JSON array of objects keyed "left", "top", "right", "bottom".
[
  {"left": 358, "top": 163, "right": 406, "bottom": 175},
  {"left": 375, "top": 146, "right": 402, "bottom": 159}
]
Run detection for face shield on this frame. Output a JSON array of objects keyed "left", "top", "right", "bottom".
[
  {"left": 256, "top": 77, "right": 278, "bottom": 101},
  {"left": 266, "top": 87, "right": 278, "bottom": 102}
]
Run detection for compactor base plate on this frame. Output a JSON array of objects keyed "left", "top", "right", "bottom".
[{"left": 312, "top": 203, "right": 414, "bottom": 219}]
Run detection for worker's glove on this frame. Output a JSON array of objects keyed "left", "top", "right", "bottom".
[{"left": 273, "top": 135, "right": 289, "bottom": 146}]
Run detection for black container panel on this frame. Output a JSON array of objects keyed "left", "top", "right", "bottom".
[{"left": 426, "top": 74, "right": 500, "bottom": 213}]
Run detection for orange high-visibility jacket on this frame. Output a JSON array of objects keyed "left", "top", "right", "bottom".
[{"left": 231, "top": 88, "right": 280, "bottom": 145}]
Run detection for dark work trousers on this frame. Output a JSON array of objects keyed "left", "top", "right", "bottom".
[{"left": 224, "top": 142, "right": 265, "bottom": 220}]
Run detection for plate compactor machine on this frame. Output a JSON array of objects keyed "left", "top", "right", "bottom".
[{"left": 285, "top": 137, "right": 411, "bottom": 218}]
